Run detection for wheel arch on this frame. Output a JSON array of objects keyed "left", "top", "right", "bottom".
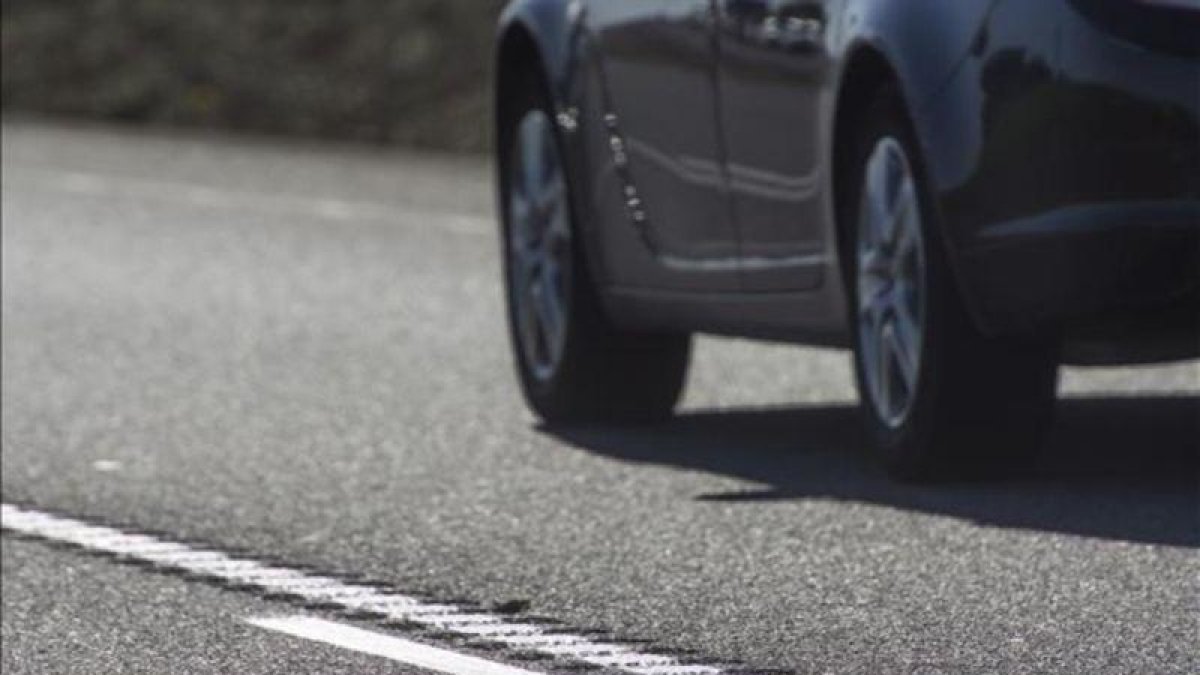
[
  {"left": 830, "top": 1, "right": 1001, "bottom": 334},
  {"left": 494, "top": 1, "right": 581, "bottom": 141},
  {"left": 495, "top": 12, "right": 553, "bottom": 178},
  {"left": 830, "top": 46, "right": 989, "bottom": 341},
  {"left": 831, "top": 45, "right": 906, "bottom": 297},
  {"left": 495, "top": 1, "right": 620, "bottom": 318}
]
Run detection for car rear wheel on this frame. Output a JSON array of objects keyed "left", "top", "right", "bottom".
[
  {"left": 500, "top": 71, "right": 691, "bottom": 423},
  {"left": 845, "top": 89, "right": 1059, "bottom": 480}
]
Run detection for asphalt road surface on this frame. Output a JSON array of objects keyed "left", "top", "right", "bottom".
[{"left": 2, "top": 120, "right": 1198, "bottom": 675}]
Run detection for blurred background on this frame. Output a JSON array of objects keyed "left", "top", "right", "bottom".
[{"left": 2, "top": 0, "right": 506, "bottom": 152}]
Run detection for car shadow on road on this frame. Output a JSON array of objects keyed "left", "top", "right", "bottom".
[{"left": 542, "top": 396, "right": 1199, "bottom": 548}]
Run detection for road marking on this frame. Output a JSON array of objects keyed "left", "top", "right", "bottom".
[
  {"left": 3, "top": 167, "right": 491, "bottom": 236},
  {"left": 247, "top": 616, "right": 543, "bottom": 675},
  {"left": 1, "top": 504, "right": 733, "bottom": 675}
]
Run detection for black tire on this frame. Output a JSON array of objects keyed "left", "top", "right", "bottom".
[
  {"left": 842, "top": 88, "right": 1059, "bottom": 481},
  {"left": 499, "top": 69, "right": 691, "bottom": 424}
]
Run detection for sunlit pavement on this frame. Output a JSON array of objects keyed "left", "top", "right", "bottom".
[{"left": 2, "top": 120, "right": 1197, "bottom": 675}]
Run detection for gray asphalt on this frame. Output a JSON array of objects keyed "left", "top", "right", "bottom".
[
  {"left": 2, "top": 538, "right": 427, "bottom": 675},
  {"left": 2, "top": 119, "right": 1198, "bottom": 675}
]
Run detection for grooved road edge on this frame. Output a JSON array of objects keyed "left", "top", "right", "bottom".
[{"left": 1, "top": 503, "right": 769, "bottom": 675}]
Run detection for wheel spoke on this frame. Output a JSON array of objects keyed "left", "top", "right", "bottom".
[
  {"left": 521, "top": 120, "right": 545, "bottom": 201},
  {"left": 858, "top": 287, "right": 888, "bottom": 333},
  {"left": 859, "top": 247, "right": 889, "bottom": 284},
  {"left": 865, "top": 160, "right": 892, "bottom": 247},
  {"left": 542, "top": 181, "right": 568, "bottom": 238},
  {"left": 512, "top": 196, "right": 531, "bottom": 230},
  {"left": 531, "top": 276, "right": 565, "bottom": 357},
  {"left": 509, "top": 190, "right": 533, "bottom": 245},
  {"left": 876, "top": 322, "right": 894, "bottom": 419},
  {"left": 891, "top": 181, "right": 918, "bottom": 257},
  {"left": 890, "top": 300, "right": 920, "bottom": 395},
  {"left": 514, "top": 245, "right": 541, "bottom": 286}
]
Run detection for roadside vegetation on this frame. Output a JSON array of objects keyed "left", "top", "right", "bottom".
[{"left": 2, "top": 0, "right": 505, "bottom": 151}]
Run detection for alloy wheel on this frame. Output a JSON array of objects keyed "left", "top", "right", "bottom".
[
  {"left": 508, "top": 109, "right": 573, "bottom": 382},
  {"left": 856, "top": 137, "right": 927, "bottom": 429}
]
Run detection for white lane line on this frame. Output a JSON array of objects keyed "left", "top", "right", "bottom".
[
  {"left": 247, "top": 616, "right": 542, "bottom": 675},
  {"left": 0, "top": 504, "right": 729, "bottom": 675},
  {"left": 3, "top": 166, "right": 491, "bottom": 236},
  {"left": 91, "top": 459, "right": 123, "bottom": 473}
]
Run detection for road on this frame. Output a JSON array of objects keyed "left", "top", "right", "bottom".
[{"left": 2, "top": 120, "right": 1197, "bottom": 675}]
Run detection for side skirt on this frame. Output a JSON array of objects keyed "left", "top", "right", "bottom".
[{"left": 603, "top": 285, "right": 851, "bottom": 348}]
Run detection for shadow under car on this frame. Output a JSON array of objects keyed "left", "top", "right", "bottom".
[{"left": 541, "top": 396, "right": 1200, "bottom": 548}]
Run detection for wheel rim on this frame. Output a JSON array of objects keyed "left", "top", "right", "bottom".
[
  {"left": 856, "top": 137, "right": 927, "bottom": 429},
  {"left": 508, "top": 109, "right": 572, "bottom": 383}
]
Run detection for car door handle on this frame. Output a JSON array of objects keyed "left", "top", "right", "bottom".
[
  {"left": 766, "top": 15, "right": 823, "bottom": 45},
  {"left": 720, "top": 0, "right": 825, "bottom": 50}
]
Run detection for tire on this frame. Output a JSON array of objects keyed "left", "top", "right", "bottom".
[
  {"left": 499, "top": 69, "right": 691, "bottom": 424},
  {"left": 842, "top": 88, "right": 1059, "bottom": 481}
]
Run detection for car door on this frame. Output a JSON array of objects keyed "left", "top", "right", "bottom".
[
  {"left": 715, "top": 0, "right": 833, "bottom": 291},
  {"left": 589, "top": 0, "right": 740, "bottom": 291}
]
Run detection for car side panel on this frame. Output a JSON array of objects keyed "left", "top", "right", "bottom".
[
  {"left": 601, "top": 0, "right": 995, "bottom": 341},
  {"left": 920, "top": 0, "right": 1200, "bottom": 338},
  {"left": 714, "top": 0, "right": 834, "bottom": 292},
  {"left": 497, "top": 0, "right": 993, "bottom": 342},
  {"left": 500, "top": 0, "right": 991, "bottom": 342},
  {"left": 584, "top": 0, "right": 746, "bottom": 292}
]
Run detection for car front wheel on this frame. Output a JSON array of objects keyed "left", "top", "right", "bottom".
[{"left": 499, "top": 70, "right": 691, "bottom": 424}]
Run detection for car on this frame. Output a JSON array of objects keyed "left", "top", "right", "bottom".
[{"left": 492, "top": 0, "right": 1200, "bottom": 480}]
